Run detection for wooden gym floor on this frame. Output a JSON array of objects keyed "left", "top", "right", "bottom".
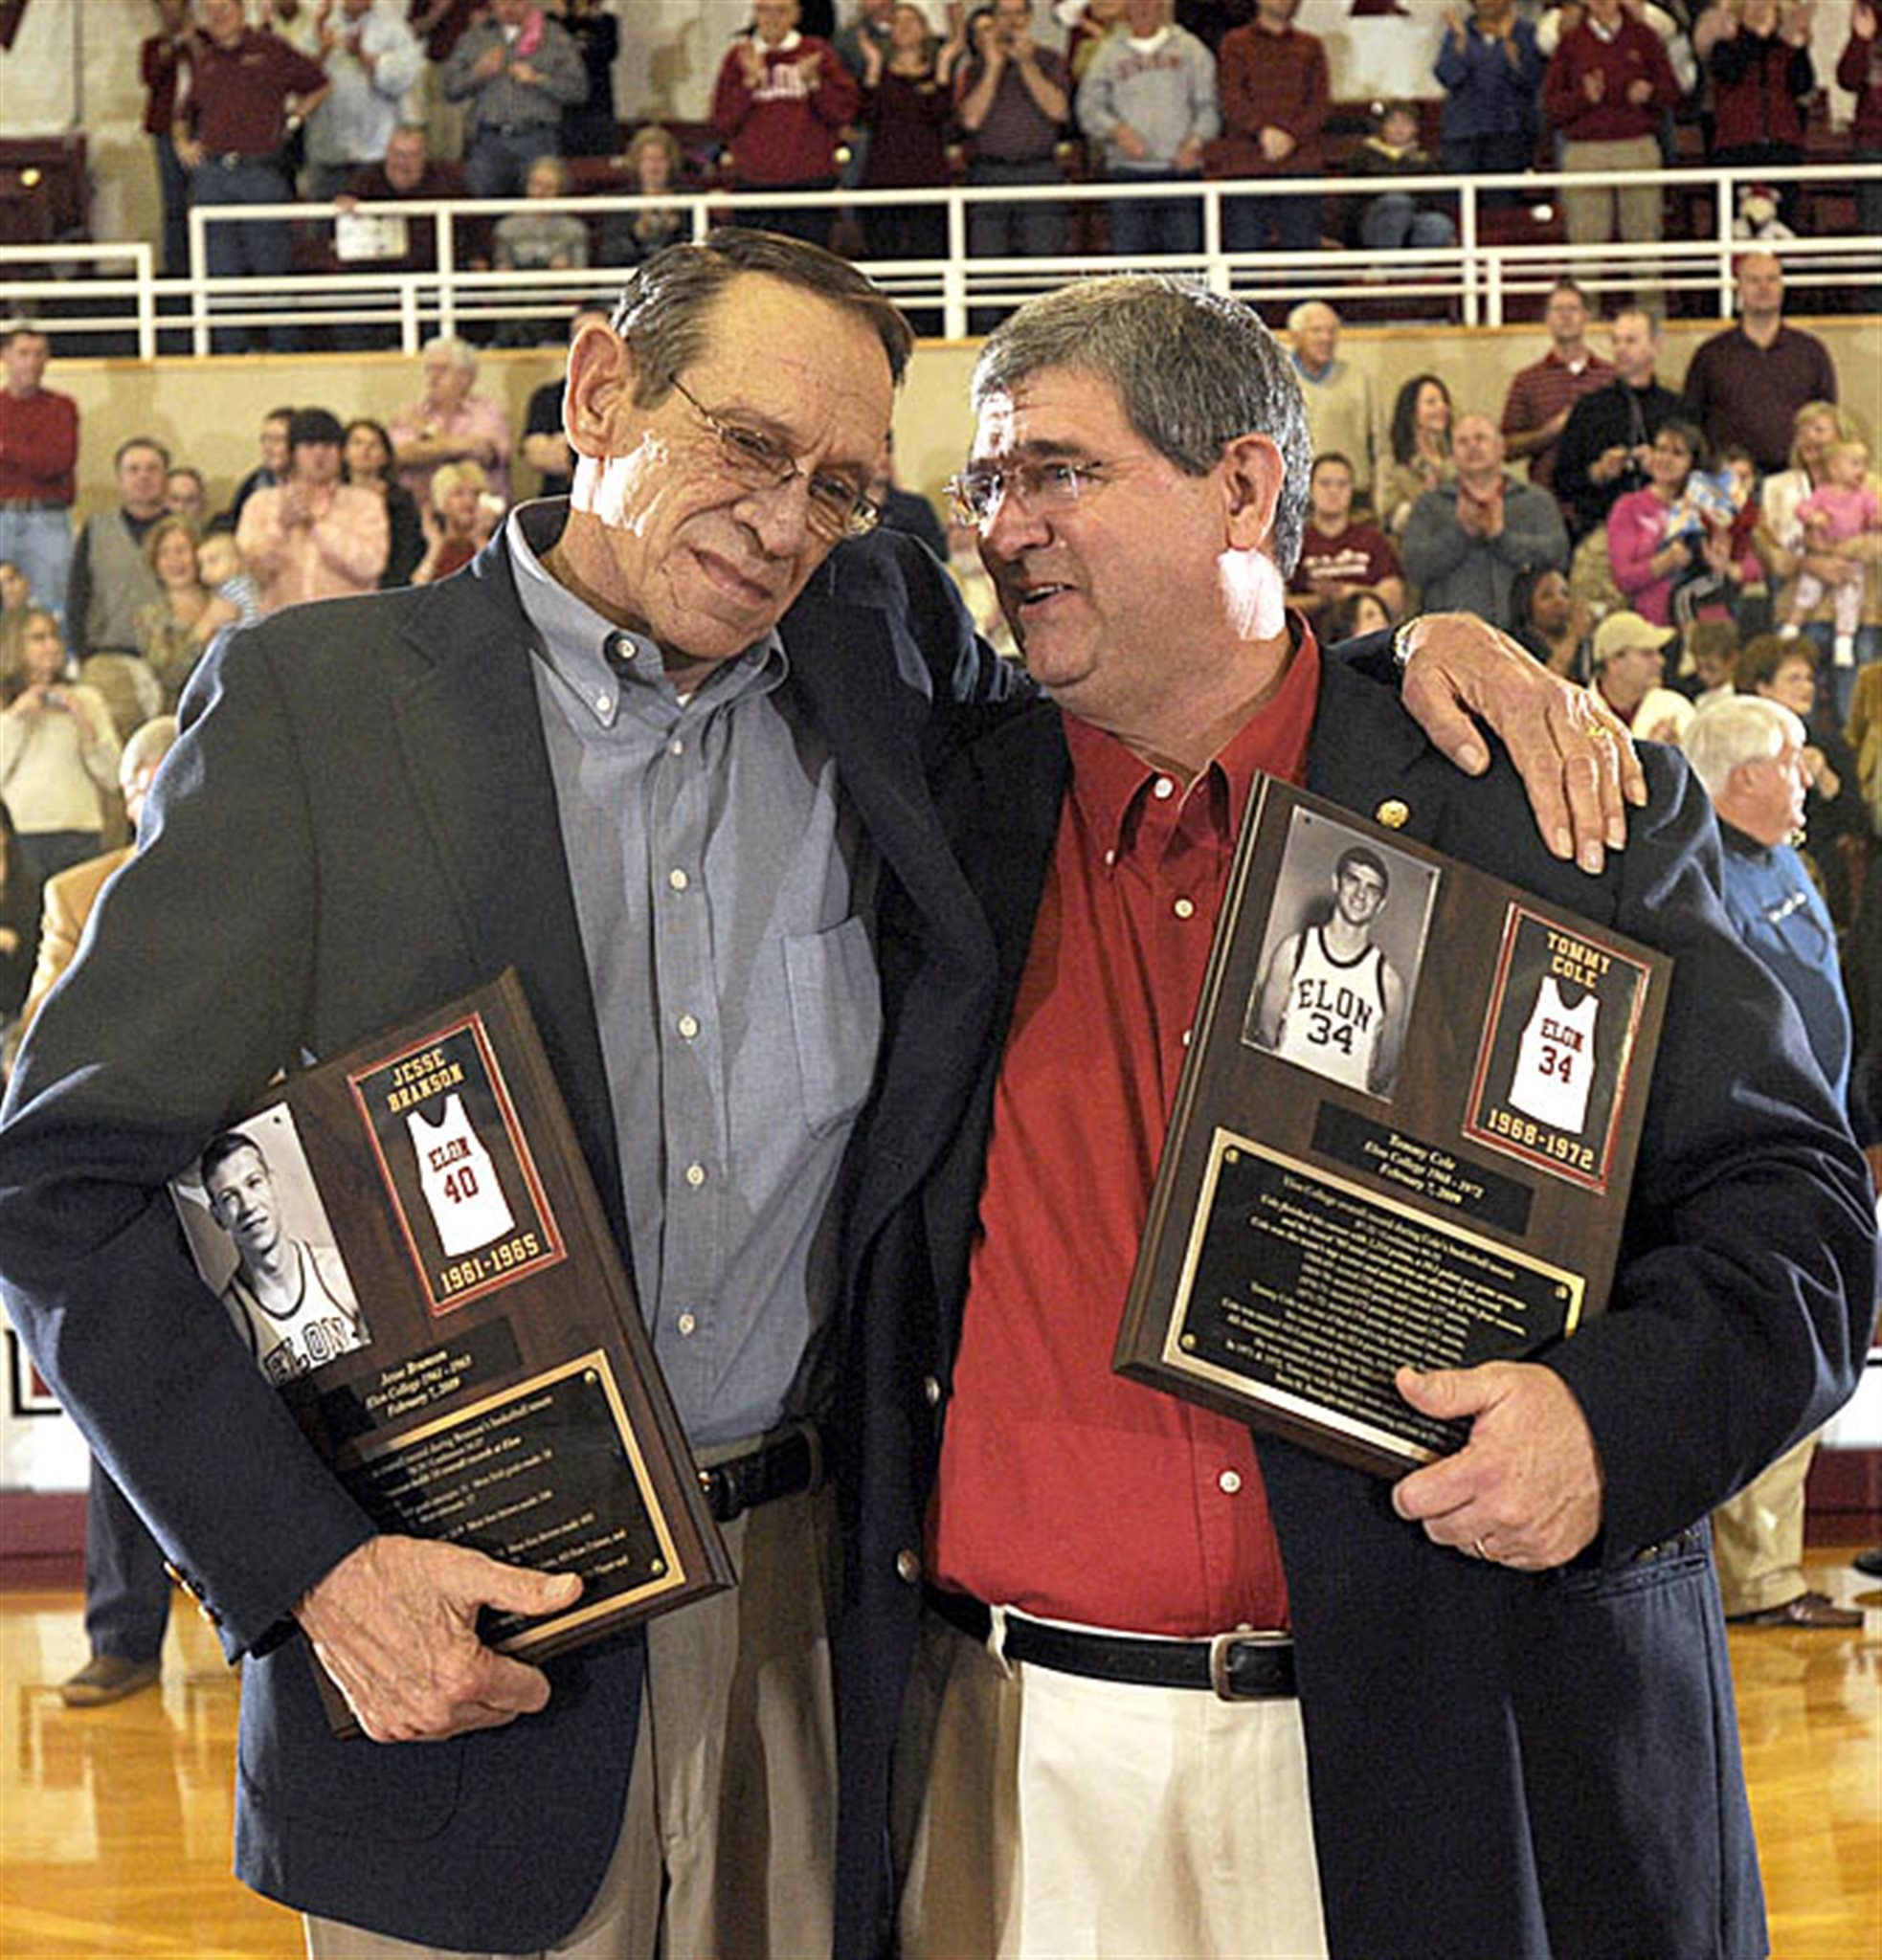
[{"left": 1, "top": 1550, "right": 1878, "bottom": 1959}]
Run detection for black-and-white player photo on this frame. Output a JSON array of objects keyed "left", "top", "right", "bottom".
[
  {"left": 1243, "top": 807, "right": 1439, "bottom": 1102},
  {"left": 171, "top": 1104, "right": 370, "bottom": 1386}
]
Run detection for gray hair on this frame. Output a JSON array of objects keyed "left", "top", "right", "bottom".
[
  {"left": 1286, "top": 300, "right": 1338, "bottom": 336},
  {"left": 421, "top": 333, "right": 479, "bottom": 375},
  {"left": 974, "top": 276, "right": 1312, "bottom": 574},
  {"left": 123, "top": 713, "right": 179, "bottom": 780},
  {"left": 1685, "top": 696, "right": 1802, "bottom": 801},
  {"left": 610, "top": 229, "right": 912, "bottom": 405}
]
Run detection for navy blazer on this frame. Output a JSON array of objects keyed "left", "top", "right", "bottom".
[
  {"left": 832, "top": 650, "right": 1876, "bottom": 1960},
  {"left": 0, "top": 520, "right": 1014, "bottom": 1952}
]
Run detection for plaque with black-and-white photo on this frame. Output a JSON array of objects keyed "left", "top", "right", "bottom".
[
  {"left": 168, "top": 973, "right": 731, "bottom": 1731},
  {"left": 1241, "top": 805, "right": 1439, "bottom": 1103},
  {"left": 1116, "top": 781, "right": 1670, "bottom": 1476}
]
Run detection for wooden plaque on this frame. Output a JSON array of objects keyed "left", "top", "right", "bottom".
[
  {"left": 171, "top": 972, "right": 733, "bottom": 1685},
  {"left": 1114, "top": 782, "right": 1669, "bottom": 1477}
]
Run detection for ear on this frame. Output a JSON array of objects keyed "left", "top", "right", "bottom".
[
  {"left": 1221, "top": 431, "right": 1287, "bottom": 554},
  {"left": 564, "top": 320, "right": 640, "bottom": 461}
]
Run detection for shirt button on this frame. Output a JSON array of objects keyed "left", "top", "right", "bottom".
[
  {"left": 595, "top": 693, "right": 613, "bottom": 714},
  {"left": 668, "top": 868, "right": 689, "bottom": 892},
  {"left": 668, "top": 738, "right": 683, "bottom": 756},
  {"left": 677, "top": 1013, "right": 700, "bottom": 1039},
  {"left": 895, "top": 1548, "right": 922, "bottom": 1585},
  {"left": 609, "top": 634, "right": 636, "bottom": 662},
  {"left": 923, "top": 1374, "right": 942, "bottom": 1407},
  {"left": 1153, "top": 776, "right": 1175, "bottom": 799},
  {"left": 1104, "top": 848, "right": 1116, "bottom": 867},
  {"left": 1219, "top": 1469, "right": 1243, "bottom": 1495},
  {"left": 1181, "top": 1027, "right": 1192, "bottom": 1046},
  {"left": 677, "top": 1311, "right": 697, "bottom": 1336},
  {"left": 684, "top": 1162, "right": 706, "bottom": 1188},
  {"left": 1174, "top": 897, "right": 1196, "bottom": 920}
]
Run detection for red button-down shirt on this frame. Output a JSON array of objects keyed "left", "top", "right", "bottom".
[{"left": 930, "top": 627, "right": 1322, "bottom": 1635}]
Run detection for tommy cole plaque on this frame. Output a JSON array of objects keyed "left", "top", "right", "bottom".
[
  {"left": 171, "top": 971, "right": 732, "bottom": 1702},
  {"left": 1114, "top": 782, "right": 1669, "bottom": 1476}
]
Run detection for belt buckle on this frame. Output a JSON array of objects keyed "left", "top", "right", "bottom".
[{"left": 1208, "top": 1630, "right": 1288, "bottom": 1702}]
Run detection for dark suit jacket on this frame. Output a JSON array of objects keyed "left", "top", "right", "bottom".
[
  {"left": 0, "top": 518, "right": 1014, "bottom": 1952},
  {"left": 833, "top": 648, "right": 1876, "bottom": 1960}
]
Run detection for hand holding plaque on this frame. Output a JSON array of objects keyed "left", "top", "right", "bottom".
[
  {"left": 1115, "top": 783, "right": 1668, "bottom": 1478},
  {"left": 171, "top": 973, "right": 732, "bottom": 1732}
]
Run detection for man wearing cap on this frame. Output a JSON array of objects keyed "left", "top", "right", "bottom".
[{"left": 1588, "top": 609, "right": 1693, "bottom": 745}]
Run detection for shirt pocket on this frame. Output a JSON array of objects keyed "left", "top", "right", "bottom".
[{"left": 784, "top": 913, "right": 883, "bottom": 1138}]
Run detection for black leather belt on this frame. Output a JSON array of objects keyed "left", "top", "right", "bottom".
[
  {"left": 929, "top": 1589, "right": 1296, "bottom": 1702},
  {"left": 698, "top": 1426, "right": 820, "bottom": 1525}
]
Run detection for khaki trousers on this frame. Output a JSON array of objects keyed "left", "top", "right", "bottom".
[
  {"left": 1559, "top": 136, "right": 1665, "bottom": 248},
  {"left": 305, "top": 1476, "right": 839, "bottom": 1960},
  {"left": 1713, "top": 1432, "right": 1819, "bottom": 1615},
  {"left": 896, "top": 1610, "right": 1328, "bottom": 1960}
]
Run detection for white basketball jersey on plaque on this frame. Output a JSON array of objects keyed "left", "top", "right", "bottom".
[
  {"left": 408, "top": 1092, "right": 516, "bottom": 1256},
  {"left": 1508, "top": 976, "right": 1600, "bottom": 1134},
  {"left": 1273, "top": 927, "right": 1388, "bottom": 1093}
]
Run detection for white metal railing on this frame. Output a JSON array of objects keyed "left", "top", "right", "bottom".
[{"left": 0, "top": 162, "right": 1875, "bottom": 352}]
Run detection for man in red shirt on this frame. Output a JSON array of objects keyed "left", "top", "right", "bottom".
[
  {"left": 173, "top": 0, "right": 329, "bottom": 351},
  {"left": 834, "top": 275, "right": 1873, "bottom": 1960},
  {"left": 1500, "top": 278, "right": 1615, "bottom": 515},
  {"left": 0, "top": 325, "right": 78, "bottom": 633},
  {"left": 711, "top": 0, "right": 860, "bottom": 250},
  {"left": 1288, "top": 451, "right": 1404, "bottom": 621}
]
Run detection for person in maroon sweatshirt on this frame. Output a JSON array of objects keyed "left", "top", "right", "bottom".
[
  {"left": 1706, "top": 0, "right": 1816, "bottom": 232},
  {"left": 1840, "top": 1, "right": 1882, "bottom": 262},
  {"left": 1217, "top": 0, "right": 1330, "bottom": 254},
  {"left": 1541, "top": 0, "right": 1681, "bottom": 271},
  {"left": 712, "top": 0, "right": 861, "bottom": 250}
]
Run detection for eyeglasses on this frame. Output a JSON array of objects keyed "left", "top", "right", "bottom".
[
  {"left": 667, "top": 376, "right": 881, "bottom": 542},
  {"left": 944, "top": 458, "right": 1116, "bottom": 527}
]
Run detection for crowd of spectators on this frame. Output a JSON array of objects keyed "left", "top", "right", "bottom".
[{"left": 123, "top": 0, "right": 1881, "bottom": 336}]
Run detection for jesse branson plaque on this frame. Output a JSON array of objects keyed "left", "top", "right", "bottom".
[
  {"left": 1114, "top": 783, "right": 1668, "bottom": 1476},
  {"left": 171, "top": 971, "right": 731, "bottom": 1681}
]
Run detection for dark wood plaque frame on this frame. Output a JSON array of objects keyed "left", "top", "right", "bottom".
[
  {"left": 1114, "top": 781, "right": 1669, "bottom": 1477},
  {"left": 173, "top": 971, "right": 732, "bottom": 1695}
]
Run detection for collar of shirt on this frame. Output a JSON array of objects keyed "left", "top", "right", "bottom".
[
  {"left": 504, "top": 501, "right": 787, "bottom": 731},
  {"left": 1719, "top": 817, "right": 1774, "bottom": 863},
  {"left": 1063, "top": 618, "right": 1322, "bottom": 868}
]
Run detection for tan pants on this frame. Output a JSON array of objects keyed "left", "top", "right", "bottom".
[
  {"left": 1559, "top": 133, "right": 1665, "bottom": 304},
  {"left": 1713, "top": 1432, "right": 1819, "bottom": 1616},
  {"left": 305, "top": 1477, "right": 839, "bottom": 1960},
  {"left": 897, "top": 1611, "right": 1328, "bottom": 1960}
]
